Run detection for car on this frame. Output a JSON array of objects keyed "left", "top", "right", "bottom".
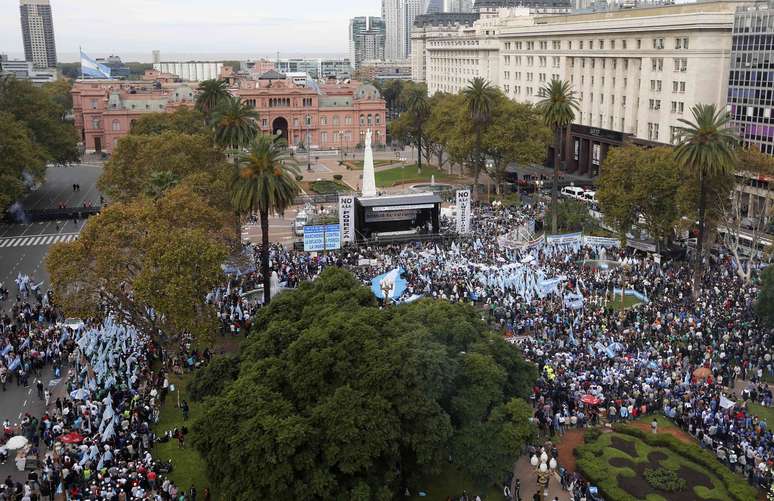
[
  {"left": 293, "top": 211, "right": 308, "bottom": 236},
  {"left": 581, "top": 190, "right": 597, "bottom": 204},
  {"left": 560, "top": 186, "right": 585, "bottom": 199}
]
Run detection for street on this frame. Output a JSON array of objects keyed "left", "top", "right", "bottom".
[{"left": 0, "top": 165, "right": 101, "bottom": 312}]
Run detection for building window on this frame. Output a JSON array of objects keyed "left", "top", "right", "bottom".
[
  {"left": 261, "top": 118, "right": 268, "bottom": 127},
  {"left": 673, "top": 58, "right": 687, "bottom": 72},
  {"left": 670, "top": 126, "right": 680, "bottom": 144},
  {"left": 345, "top": 116, "right": 352, "bottom": 125},
  {"left": 321, "top": 117, "right": 328, "bottom": 125},
  {"left": 648, "top": 122, "right": 659, "bottom": 141},
  {"left": 653, "top": 38, "right": 664, "bottom": 49},
  {"left": 333, "top": 116, "right": 340, "bottom": 126},
  {"left": 375, "top": 114, "right": 381, "bottom": 124},
  {"left": 91, "top": 118, "right": 101, "bottom": 129},
  {"left": 293, "top": 118, "right": 299, "bottom": 127},
  {"left": 90, "top": 99, "right": 98, "bottom": 110},
  {"left": 111, "top": 120, "right": 120, "bottom": 131},
  {"left": 305, "top": 115, "right": 312, "bottom": 126},
  {"left": 321, "top": 132, "right": 327, "bottom": 144},
  {"left": 359, "top": 114, "right": 365, "bottom": 126}
]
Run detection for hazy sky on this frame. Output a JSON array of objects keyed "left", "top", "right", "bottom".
[{"left": 0, "top": 0, "right": 381, "bottom": 61}]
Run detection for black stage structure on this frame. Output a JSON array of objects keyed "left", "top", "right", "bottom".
[{"left": 354, "top": 193, "right": 441, "bottom": 240}]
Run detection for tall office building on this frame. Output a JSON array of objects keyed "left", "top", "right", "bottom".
[
  {"left": 728, "top": 3, "right": 774, "bottom": 155},
  {"left": 19, "top": 0, "right": 57, "bottom": 69},
  {"left": 384, "top": 0, "right": 426, "bottom": 60},
  {"left": 444, "top": 0, "right": 474, "bottom": 12},
  {"left": 350, "top": 16, "right": 386, "bottom": 69}
]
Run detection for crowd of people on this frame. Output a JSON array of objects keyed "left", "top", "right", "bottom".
[
  {"left": 1, "top": 198, "right": 773, "bottom": 499},
  {"left": 243, "top": 201, "right": 774, "bottom": 495}
]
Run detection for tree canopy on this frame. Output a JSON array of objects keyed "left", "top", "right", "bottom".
[
  {"left": 756, "top": 266, "right": 774, "bottom": 327},
  {"left": 191, "top": 268, "right": 536, "bottom": 500},
  {"left": 129, "top": 107, "right": 208, "bottom": 136},
  {"left": 0, "top": 76, "right": 79, "bottom": 211},
  {"left": 45, "top": 185, "right": 228, "bottom": 345},
  {"left": 98, "top": 131, "right": 227, "bottom": 203}
]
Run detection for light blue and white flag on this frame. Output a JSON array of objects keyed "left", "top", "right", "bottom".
[{"left": 80, "top": 50, "right": 111, "bottom": 79}]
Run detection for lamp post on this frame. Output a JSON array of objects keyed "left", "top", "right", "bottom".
[
  {"left": 306, "top": 116, "right": 311, "bottom": 172},
  {"left": 530, "top": 449, "right": 557, "bottom": 497}
]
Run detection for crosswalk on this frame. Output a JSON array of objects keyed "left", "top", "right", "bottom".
[{"left": 0, "top": 233, "right": 78, "bottom": 248}]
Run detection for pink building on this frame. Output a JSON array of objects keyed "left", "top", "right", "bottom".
[
  {"left": 72, "top": 80, "right": 196, "bottom": 153},
  {"left": 71, "top": 71, "right": 387, "bottom": 154}
]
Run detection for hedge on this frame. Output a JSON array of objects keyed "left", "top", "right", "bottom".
[
  {"left": 612, "top": 424, "right": 758, "bottom": 501},
  {"left": 575, "top": 447, "right": 638, "bottom": 501}
]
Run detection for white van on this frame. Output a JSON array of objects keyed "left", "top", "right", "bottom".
[
  {"left": 581, "top": 191, "right": 597, "bottom": 204},
  {"left": 294, "top": 211, "right": 308, "bottom": 236},
  {"left": 560, "top": 186, "right": 585, "bottom": 199}
]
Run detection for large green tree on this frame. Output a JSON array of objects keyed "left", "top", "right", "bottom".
[
  {"left": 0, "top": 113, "right": 47, "bottom": 210},
  {"left": 674, "top": 104, "right": 737, "bottom": 293},
  {"left": 757, "top": 266, "right": 774, "bottom": 327},
  {"left": 463, "top": 78, "right": 500, "bottom": 190},
  {"left": 427, "top": 93, "right": 475, "bottom": 177},
  {"left": 99, "top": 131, "right": 225, "bottom": 202},
  {"left": 482, "top": 97, "right": 551, "bottom": 194},
  {"left": 536, "top": 79, "right": 579, "bottom": 234},
  {"left": 0, "top": 76, "right": 79, "bottom": 165},
  {"left": 46, "top": 185, "right": 228, "bottom": 345},
  {"left": 401, "top": 85, "right": 431, "bottom": 172},
  {"left": 231, "top": 135, "right": 300, "bottom": 305},
  {"left": 598, "top": 146, "right": 683, "bottom": 247},
  {"left": 191, "top": 268, "right": 536, "bottom": 500},
  {"left": 129, "top": 107, "right": 208, "bottom": 136}
]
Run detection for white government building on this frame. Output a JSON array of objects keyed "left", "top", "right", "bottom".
[{"left": 412, "top": 1, "right": 746, "bottom": 176}]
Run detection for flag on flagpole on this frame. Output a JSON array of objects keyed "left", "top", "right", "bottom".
[{"left": 80, "top": 50, "right": 112, "bottom": 79}]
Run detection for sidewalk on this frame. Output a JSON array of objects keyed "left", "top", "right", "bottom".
[{"left": 512, "top": 456, "right": 571, "bottom": 501}]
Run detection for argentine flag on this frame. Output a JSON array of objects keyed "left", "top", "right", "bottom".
[{"left": 80, "top": 50, "right": 112, "bottom": 79}]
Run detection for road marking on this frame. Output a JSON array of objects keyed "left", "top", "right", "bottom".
[
  {"left": 9, "top": 238, "right": 24, "bottom": 247},
  {"left": 42, "top": 236, "right": 54, "bottom": 244},
  {"left": 23, "top": 399, "right": 27, "bottom": 407},
  {"left": 0, "top": 240, "right": 8, "bottom": 248},
  {"left": 0, "top": 233, "right": 78, "bottom": 247},
  {"left": 30, "top": 237, "right": 42, "bottom": 246}
]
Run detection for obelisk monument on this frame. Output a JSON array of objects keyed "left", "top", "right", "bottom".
[{"left": 361, "top": 129, "right": 377, "bottom": 197}]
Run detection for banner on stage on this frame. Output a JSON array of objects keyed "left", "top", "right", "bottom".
[
  {"left": 338, "top": 195, "right": 355, "bottom": 244},
  {"left": 455, "top": 189, "right": 471, "bottom": 234}
]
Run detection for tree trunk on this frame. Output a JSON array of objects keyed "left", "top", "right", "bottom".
[
  {"left": 417, "top": 134, "right": 422, "bottom": 173},
  {"left": 474, "top": 129, "right": 482, "bottom": 197},
  {"left": 551, "top": 126, "right": 561, "bottom": 234},
  {"left": 260, "top": 209, "right": 272, "bottom": 306},
  {"left": 694, "top": 169, "right": 707, "bottom": 297},
  {"left": 233, "top": 156, "right": 241, "bottom": 242}
]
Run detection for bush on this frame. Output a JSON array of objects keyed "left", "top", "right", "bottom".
[
  {"left": 644, "top": 468, "right": 687, "bottom": 492},
  {"left": 295, "top": 174, "right": 303, "bottom": 182},
  {"left": 187, "top": 355, "right": 240, "bottom": 402},
  {"left": 333, "top": 174, "right": 343, "bottom": 181},
  {"left": 584, "top": 428, "right": 602, "bottom": 443}
]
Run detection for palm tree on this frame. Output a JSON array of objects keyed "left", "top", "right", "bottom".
[
  {"left": 195, "top": 79, "right": 230, "bottom": 122},
  {"left": 231, "top": 135, "right": 300, "bottom": 305},
  {"left": 211, "top": 95, "right": 260, "bottom": 239},
  {"left": 674, "top": 103, "right": 737, "bottom": 293},
  {"left": 404, "top": 86, "right": 431, "bottom": 173},
  {"left": 536, "top": 79, "right": 579, "bottom": 234},
  {"left": 463, "top": 77, "right": 499, "bottom": 191}
]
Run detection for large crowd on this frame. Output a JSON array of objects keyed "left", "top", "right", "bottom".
[
  {"left": 0, "top": 199, "right": 772, "bottom": 499},
  {"left": 251, "top": 202, "right": 774, "bottom": 495}
]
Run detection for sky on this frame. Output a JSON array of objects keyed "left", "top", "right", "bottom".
[{"left": 0, "top": 0, "right": 381, "bottom": 62}]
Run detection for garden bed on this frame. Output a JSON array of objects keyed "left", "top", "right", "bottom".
[
  {"left": 375, "top": 165, "right": 461, "bottom": 188},
  {"left": 575, "top": 425, "right": 759, "bottom": 501},
  {"left": 344, "top": 159, "right": 395, "bottom": 170},
  {"left": 307, "top": 180, "right": 352, "bottom": 194}
]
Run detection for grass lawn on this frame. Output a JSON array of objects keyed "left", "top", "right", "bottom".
[
  {"left": 375, "top": 165, "right": 461, "bottom": 188},
  {"left": 345, "top": 159, "right": 395, "bottom": 170},
  {"left": 748, "top": 402, "right": 774, "bottom": 426},
  {"left": 606, "top": 295, "right": 644, "bottom": 310},
  {"left": 410, "top": 464, "right": 503, "bottom": 500},
  {"left": 151, "top": 372, "right": 214, "bottom": 497},
  {"left": 309, "top": 179, "right": 352, "bottom": 194}
]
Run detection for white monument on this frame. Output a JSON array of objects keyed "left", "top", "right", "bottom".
[{"left": 361, "top": 128, "right": 377, "bottom": 197}]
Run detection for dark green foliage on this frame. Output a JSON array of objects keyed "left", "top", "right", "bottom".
[
  {"left": 544, "top": 198, "right": 593, "bottom": 233},
  {"left": 191, "top": 268, "right": 536, "bottom": 500},
  {"left": 584, "top": 428, "right": 602, "bottom": 443},
  {"left": 187, "top": 355, "right": 240, "bottom": 402},
  {"left": 130, "top": 108, "right": 208, "bottom": 136},
  {"left": 757, "top": 266, "right": 774, "bottom": 327},
  {"left": 644, "top": 468, "right": 687, "bottom": 492}
]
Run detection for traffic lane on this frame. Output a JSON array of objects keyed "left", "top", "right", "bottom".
[
  {"left": 0, "top": 219, "right": 86, "bottom": 239},
  {"left": 0, "top": 244, "right": 54, "bottom": 313},
  {"left": 21, "top": 165, "right": 103, "bottom": 211}
]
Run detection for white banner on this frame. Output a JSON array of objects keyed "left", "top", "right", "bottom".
[
  {"left": 338, "top": 195, "right": 356, "bottom": 244},
  {"left": 546, "top": 232, "right": 583, "bottom": 245},
  {"left": 583, "top": 236, "right": 620, "bottom": 247},
  {"left": 456, "top": 189, "right": 471, "bottom": 234}
]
